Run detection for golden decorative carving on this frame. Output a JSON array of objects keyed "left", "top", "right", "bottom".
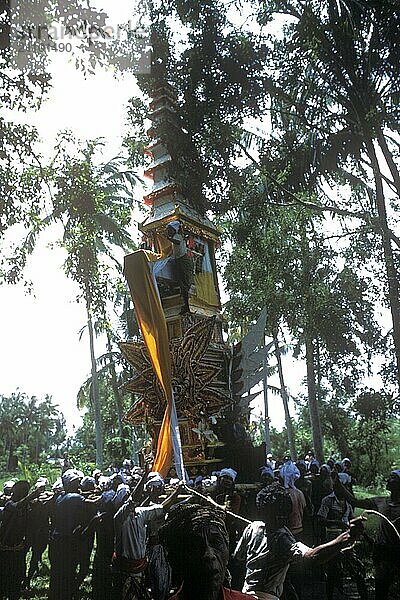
[{"left": 120, "top": 316, "right": 229, "bottom": 423}]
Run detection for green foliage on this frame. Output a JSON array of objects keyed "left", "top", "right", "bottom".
[
  {"left": 155, "top": 0, "right": 400, "bottom": 388},
  {"left": 16, "top": 461, "right": 60, "bottom": 487},
  {"left": 139, "top": 0, "right": 400, "bottom": 460},
  {"left": 0, "top": 392, "right": 67, "bottom": 474},
  {"left": 70, "top": 372, "right": 144, "bottom": 467},
  {"left": 352, "top": 389, "right": 398, "bottom": 484},
  {"left": 41, "top": 135, "right": 138, "bottom": 316},
  {"left": 0, "top": 0, "right": 121, "bottom": 286},
  {"left": 293, "top": 386, "right": 399, "bottom": 486}
]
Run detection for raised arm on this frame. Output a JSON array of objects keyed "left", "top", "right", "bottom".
[
  {"left": 304, "top": 516, "right": 365, "bottom": 564},
  {"left": 14, "top": 485, "right": 44, "bottom": 509}
]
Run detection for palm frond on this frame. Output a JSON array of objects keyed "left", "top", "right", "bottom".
[
  {"left": 96, "top": 351, "right": 122, "bottom": 367},
  {"left": 240, "top": 126, "right": 266, "bottom": 154},
  {"left": 267, "top": 384, "right": 283, "bottom": 396},
  {"left": 77, "top": 378, "right": 91, "bottom": 410}
]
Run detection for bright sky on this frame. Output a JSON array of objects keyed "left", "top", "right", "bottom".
[{"left": 0, "top": 2, "right": 330, "bottom": 437}]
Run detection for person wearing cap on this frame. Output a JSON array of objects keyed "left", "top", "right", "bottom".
[
  {"left": 166, "top": 220, "right": 194, "bottom": 315},
  {"left": 0, "top": 481, "right": 15, "bottom": 526},
  {"left": 24, "top": 478, "right": 53, "bottom": 590},
  {"left": 334, "top": 468, "right": 400, "bottom": 600},
  {"left": 233, "top": 482, "right": 365, "bottom": 600},
  {"left": 0, "top": 480, "right": 44, "bottom": 600},
  {"left": 318, "top": 479, "right": 368, "bottom": 600},
  {"left": 266, "top": 453, "right": 276, "bottom": 471},
  {"left": 75, "top": 476, "right": 99, "bottom": 594},
  {"left": 48, "top": 469, "right": 95, "bottom": 600},
  {"left": 91, "top": 478, "right": 117, "bottom": 600}
]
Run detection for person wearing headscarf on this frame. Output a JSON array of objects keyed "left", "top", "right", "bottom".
[
  {"left": 0, "top": 481, "right": 15, "bottom": 527},
  {"left": 166, "top": 220, "right": 194, "bottom": 315},
  {"left": 143, "top": 472, "right": 172, "bottom": 600},
  {"left": 0, "top": 480, "right": 44, "bottom": 600},
  {"left": 341, "top": 457, "right": 356, "bottom": 492},
  {"left": 233, "top": 482, "right": 365, "bottom": 600},
  {"left": 159, "top": 502, "right": 252, "bottom": 599},
  {"left": 279, "top": 461, "right": 306, "bottom": 598},
  {"left": 333, "top": 461, "right": 353, "bottom": 494},
  {"left": 215, "top": 468, "right": 241, "bottom": 513},
  {"left": 122, "top": 459, "right": 132, "bottom": 475},
  {"left": 326, "top": 457, "right": 335, "bottom": 471},
  {"left": 92, "top": 469, "right": 103, "bottom": 485},
  {"left": 214, "top": 468, "right": 243, "bottom": 589},
  {"left": 0, "top": 480, "right": 15, "bottom": 509},
  {"left": 260, "top": 466, "right": 275, "bottom": 489},
  {"left": 294, "top": 461, "right": 313, "bottom": 546},
  {"left": 308, "top": 458, "right": 320, "bottom": 475},
  {"left": 334, "top": 468, "right": 400, "bottom": 600},
  {"left": 311, "top": 464, "right": 333, "bottom": 513},
  {"left": 279, "top": 461, "right": 306, "bottom": 535},
  {"left": 309, "top": 464, "right": 334, "bottom": 546},
  {"left": 112, "top": 480, "right": 181, "bottom": 600},
  {"left": 341, "top": 457, "right": 352, "bottom": 472}
]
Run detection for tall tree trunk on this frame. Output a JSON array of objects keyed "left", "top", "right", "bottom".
[
  {"left": 106, "top": 333, "right": 126, "bottom": 454},
  {"left": 366, "top": 138, "right": 400, "bottom": 387},
  {"left": 262, "top": 345, "right": 271, "bottom": 454},
  {"left": 273, "top": 330, "right": 296, "bottom": 460},
  {"left": 305, "top": 334, "right": 324, "bottom": 463},
  {"left": 87, "top": 301, "right": 103, "bottom": 468},
  {"left": 377, "top": 131, "right": 400, "bottom": 198},
  {"left": 7, "top": 442, "right": 17, "bottom": 472}
]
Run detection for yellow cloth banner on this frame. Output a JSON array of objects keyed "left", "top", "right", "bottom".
[
  {"left": 194, "top": 271, "right": 219, "bottom": 306},
  {"left": 123, "top": 250, "right": 173, "bottom": 478}
]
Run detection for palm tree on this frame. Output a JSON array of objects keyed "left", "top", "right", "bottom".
[
  {"left": 257, "top": 0, "right": 400, "bottom": 385},
  {"left": 22, "top": 136, "right": 140, "bottom": 467}
]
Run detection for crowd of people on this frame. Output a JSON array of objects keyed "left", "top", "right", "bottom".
[{"left": 0, "top": 453, "right": 399, "bottom": 600}]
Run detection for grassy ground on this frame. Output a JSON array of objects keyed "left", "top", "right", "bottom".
[{"left": 24, "top": 548, "right": 92, "bottom": 600}]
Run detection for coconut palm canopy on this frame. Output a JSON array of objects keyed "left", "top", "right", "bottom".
[{"left": 120, "top": 316, "right": 229, "bottom": 422}]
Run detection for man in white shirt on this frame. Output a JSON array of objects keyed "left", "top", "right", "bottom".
[{"left": 112, "top": 484, "right": 181, "bottom": 599}]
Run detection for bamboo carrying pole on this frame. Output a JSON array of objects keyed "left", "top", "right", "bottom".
[{"left": 184, "top": 485, "right": 252, "bottom": 525}]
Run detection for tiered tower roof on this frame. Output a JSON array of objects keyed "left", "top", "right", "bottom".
[{"left": 140, "top": 82, "right": 219, "bottom": 240}]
